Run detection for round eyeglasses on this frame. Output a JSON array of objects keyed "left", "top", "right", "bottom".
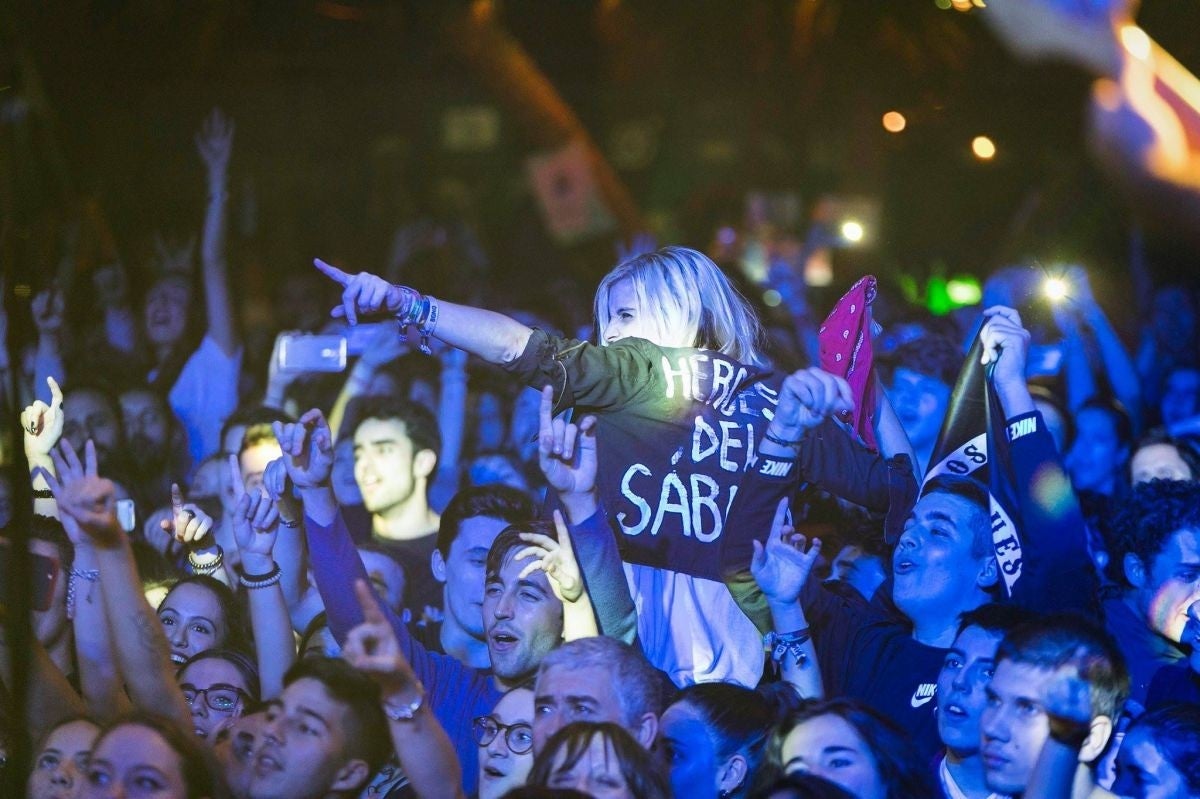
[
  {"left": 180, "top": 683, "right": 249, "bottom": 714},
  {"left": 471, "top": 715, "right": 534, "bottom": 755}
]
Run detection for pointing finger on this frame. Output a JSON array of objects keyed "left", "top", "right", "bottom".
[{"left": 314, "top": 258, "right": 351, "bottom": 286}]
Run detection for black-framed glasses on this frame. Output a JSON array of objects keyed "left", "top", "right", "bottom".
[
  {"left": 472, "top": 715, "right": 534, "bottom": 754},
  {"left": 180, "top": 683, "right": 248, "bottom": 713}
]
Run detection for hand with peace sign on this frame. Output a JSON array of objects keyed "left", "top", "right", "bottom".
[
  {"left": 22, "top": 376, "right": 65, "bottom": 459},
  {"left": 514, "top": 510, "right": 586, "bottom": 605},
  {"left": 314, "top": 258, "right": 417, "bottom": 326},
  {"left": 35, "top": 440, "right": 121, "bottom": 548},
  {"left": 229, "top": 454, "right": 281, "bottom": 573}
]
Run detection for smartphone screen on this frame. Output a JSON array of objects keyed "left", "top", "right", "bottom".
[{"left": 278, "top": 334, "right": 347, "bottom": 373}]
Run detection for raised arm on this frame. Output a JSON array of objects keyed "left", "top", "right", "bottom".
[
  {"left": 749, "top": 498, "right": 824, "bottom": 699},
  {"left": 40, "top": 440, "right": 192, "bottom": 729},
  {"left": 314, "top": 260, "right": 532, "bottom": 365},
  {"left": 534, "top": 385, "right": 635, "bottom": 642},
  {"left": 343, "top": 580, "right": 465, "bottom": 799},
  {"left": 229, "top": 456, "right": 296, "bottom": 699},
  {"left": 196, "top": 108, "right": 238, "bottom": 357}
]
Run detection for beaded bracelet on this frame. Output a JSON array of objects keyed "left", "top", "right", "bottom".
[
  {"left": 763, "top": 430, "right": 803, "bottom": 449},
  {"left": 240, "top": 563, "right": 283, "bottom": 590},
  {"left": 188, "top": 548, "right": 224, "bottom": 576}
]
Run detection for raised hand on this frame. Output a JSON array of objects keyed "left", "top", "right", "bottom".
[
  {"left": 21, "top": 376, "right": 64, "bottom": 458},
  {"left": 230, "top": 455, "right": 280, "bottom": 567},
  {"left": 31, "top": 287, "right": 65, "bottom": 336},
  {"left": 38, "top": 440, "right": 121, "bottom": 548},
  {"left": 751, "top": 498, "right": 823, "bottom": 607},
  {"left": 271, "top": 409, "right": 334, "bottom": 489},
  {"left": 196, "top": 108, "right": 235, "bottom": 183},
  {"left": 537, "top": 385, "right": 597, "bottom": 497},
  {"left": 160, "top": 483, "right": 215, "bottom": 550},
  {"left": 343, "top": 579, "right": 421, "bottom": 701},
  {"left": 1041, "top": 660, "right": 1096, "bottom": 747},
  {"left": 514, "top": 511, "right": 585, "bottom": 604},
  {"left": 979, "top": 306, "right": 1031, "bottom": 387},
  {"left": 769, "top": 368, "right": 854, "bottom": 442},
  {"left": 314, "top": 259, "right": 414, "bottom": 326}
]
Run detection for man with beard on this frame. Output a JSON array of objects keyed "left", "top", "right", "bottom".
[{"left": 119, "top": 386, "right": 188, "bottom": 504}]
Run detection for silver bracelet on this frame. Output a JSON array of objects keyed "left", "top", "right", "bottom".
[{"left": 66, "top": 568, "right": 100, "bottom": 620}]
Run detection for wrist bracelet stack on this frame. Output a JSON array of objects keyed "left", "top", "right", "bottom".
[
  {"left": 188, "top": 548, "right": 224, "bottom": 576},
  {"left": 240, "top": 563, "right": 282, "bottom": 590},
  {"left": 393, "top": 286, "right": 440, "bottom": 355},
  {"left": 765, "top": 627, "right": 812, "bottom": 667}
]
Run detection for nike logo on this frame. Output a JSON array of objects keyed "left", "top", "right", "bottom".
[{"left": 911, "top": 683, "right": 937, "bottom": 708}]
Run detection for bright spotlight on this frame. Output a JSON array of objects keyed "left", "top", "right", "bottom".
[
  {"left": 882, "top": 111, "right": 907, "bottom": 133},
  {"left": 840, "top": 220, "right": 865, "bottom": 243},
  {"left": 1043, "top": 277, "right": 1069, "bottom": 302}
]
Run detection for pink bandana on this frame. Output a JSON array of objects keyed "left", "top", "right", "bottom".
[{"left": 818, "top": 275, "right": 878, "bottom": 451}]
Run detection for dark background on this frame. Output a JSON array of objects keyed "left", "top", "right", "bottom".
[{"left": 4, "top": 0, "right": 1198, "bottom": 327}]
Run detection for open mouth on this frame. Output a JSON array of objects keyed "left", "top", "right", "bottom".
[
  {"left": 490, "top": 630, "right": 519, "bottom": 651},
  {"left": 482, "top": 764, "right": 508, "bottom": 779},
  {"left": 943, "top": 703, "right": 968, "bottom": 720},
  {"left": 893, "top": 560, "right": 917, "bottom": 575},
  {"left": 255, "top": 752, "right": 283, "bottom": 775},
  {"left": 170, "top": 652, "right": 188, "bottom": 665}
]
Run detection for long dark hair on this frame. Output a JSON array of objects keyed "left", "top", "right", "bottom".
[
  {"left": 158, "top": 575, "right": 250, "bottom": 653},
  {"left": 671, "top": 683, "right": 781, "bottom": 797},
  {"left": 528, "top": 722, "right": 670, "bottom": 799},
  {"left": 771, "top": 699, "right": 935, "bottom": 799}
]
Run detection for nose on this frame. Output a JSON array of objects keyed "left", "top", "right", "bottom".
[
  {"left": 897, "top": 527, "right": 920, "bottom": 550},
  {"left": 169, "top": 623, "right": 188, "bottom": 650},
  {"left": 492, "top": 590, "right": 515, "bottom": 620},
  {"left": 980, "top": 706, "right": 1006, "bottom": 743},
  {"left": 486, "top": 732, "right": 508, "bottom": 758},
  {"left": 50, "top": 763, "right": 72, "bottom": 787},
  {"left": 192, "top": 696, "right": 209, "bottom": 719}
]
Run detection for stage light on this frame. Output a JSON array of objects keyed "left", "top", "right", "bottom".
[
  {"left": 972, "top": 135, "right": 996, "bottom": 160},
  {"left": 1043, "top": 277, "right": 1069, "bottom": 302},
  {"left": 934, "top": 0, "right": 952, "bottom": 9},
  {"left": 946, "top": 277, "right": 982, "bottom": 306},
  {"left": 882, "top": 111, "right": 906, "bottom": 133},
  {"left": 840, "top": 220, "right": 865, "bottom": 243},
  {"left": 1120, "top": 25, "right": 1151, "bottom": 61}
]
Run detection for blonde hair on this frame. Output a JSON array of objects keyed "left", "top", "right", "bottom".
[{"left": 593, "top": 246, "right": 765, "bottom": 366}]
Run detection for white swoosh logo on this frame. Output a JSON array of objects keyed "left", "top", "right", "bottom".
[{"left": 910, "top": 694, "right": 934, "bottom": 708}]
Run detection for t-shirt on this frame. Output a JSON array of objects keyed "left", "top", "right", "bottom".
[
  {"left": 373, "top": 532, "right": 443, "bottom": 616},
  {"left": 165, "top": 334, "right": 242, "bottom": 467}
]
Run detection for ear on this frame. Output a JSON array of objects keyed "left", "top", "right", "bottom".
[
  {"left": 1078, "top": 715, "right": 1114, "bottom": 764},
  {"left": 977, "top": 555, "right": 1000, "bottom": 590},
  {"left": 1123, "top": 552, "right": 1147, "bottom": 589},
  {"left": 717, "top": 753, "right": 749, "bottom": 796},
  {"left": 329, "top": 758, "right": 371, "bottom": 793},
  {"left": 633, "top": 712, "right": 659, "bottom": 750},
  {"left": 431, "top": 548, "right": 448, "bottom": 584},
  {"left": 413, "top": 448, "right": 438, "bottom": 481}
]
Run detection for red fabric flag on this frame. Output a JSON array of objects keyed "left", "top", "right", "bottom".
[{"left": 818, "top": 275, "right": 878, "bottom": 451}]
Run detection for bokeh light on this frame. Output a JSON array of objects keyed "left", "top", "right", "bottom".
[
  {"left": 1043, "top": 277, "right": 1069, "bottom": 302},
  {"left": 840, "top": 220, "right": 865, "bottom": 243},
  {"left": 972, "top": 135, "right": 996, "bottom": 160},
  {"left": 882, "top": 111, "right": 907, "bottom": 133},
  {"left": 762, "top": 289, "right": 782, "bottom": 308}
]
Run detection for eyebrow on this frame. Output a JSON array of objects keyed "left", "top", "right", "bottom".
[
  {"left": 517, "top": 578, "right": 548, "bottom": 595},
  {"left": 296, "top": 705, "right": 330, "bottom": 730},
  {"left": 926, "top": 511, "right": 956, "bottom": 525}
]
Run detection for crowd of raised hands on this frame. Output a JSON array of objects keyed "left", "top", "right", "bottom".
[{"left": 5, "top": 7, "right": 1200, "bottom": 794}]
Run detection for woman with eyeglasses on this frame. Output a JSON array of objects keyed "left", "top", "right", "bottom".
[
  {"left": 474, "top": 686, "right": 535, "bottom": 799},
  {"left": 176, "top": 649, "right": 260, "bottom": 744}
]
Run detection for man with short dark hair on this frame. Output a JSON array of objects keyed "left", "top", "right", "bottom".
[
  {"left": 430, "top": 485, "right": 535, "bottom": 668},
  {"left": 248, "top": 657, "right": 392, "bottom": 799},
  {"left": 980, "top": 614, "right": 1130, "bottom": 799},
  {"left": 881, "top": 334, "right": 962, "bottom": 475},
  {"left": 1105, "top": 478, "right": 1200, "bottom": 705},
  {"left": 348, "top": 396, "right": 443, "bottom": 613}
]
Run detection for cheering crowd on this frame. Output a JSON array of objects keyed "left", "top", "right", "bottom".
[{"left": 7, "top": 4, "right": 1200, "bottom": 799}]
